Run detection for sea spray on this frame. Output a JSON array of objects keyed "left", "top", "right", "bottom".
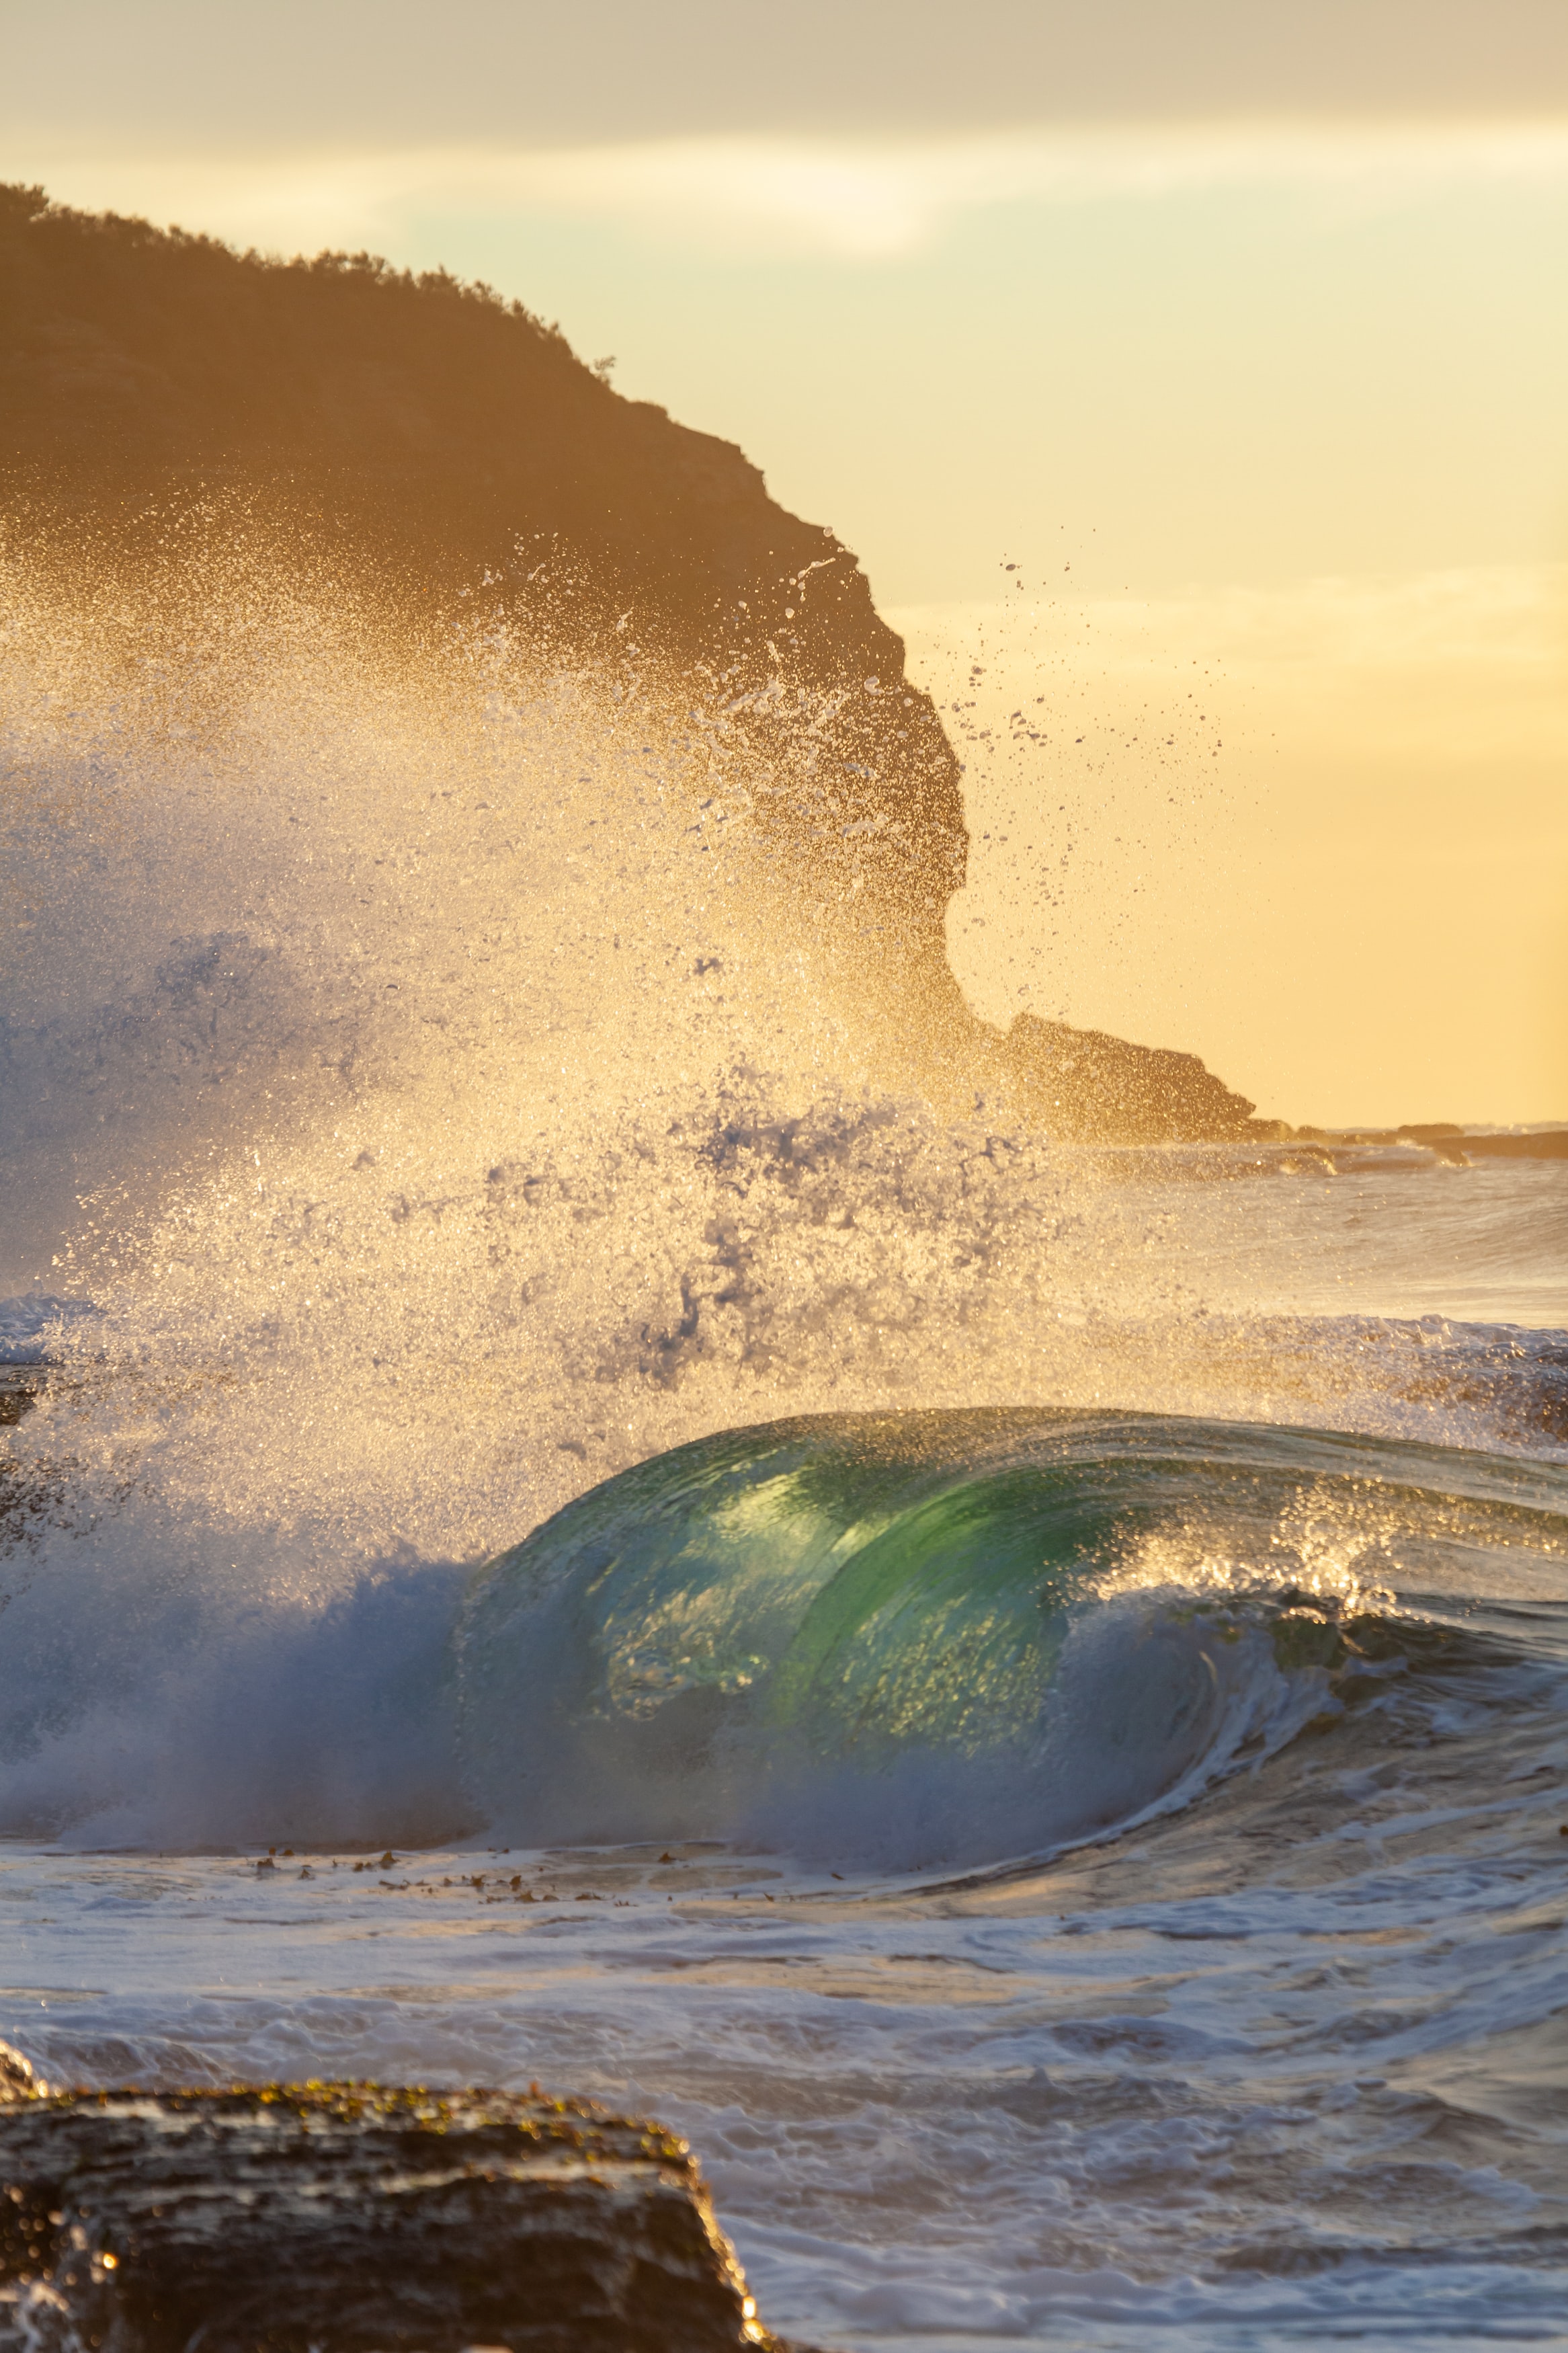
[{"left": 1, "top": 534, "right": 1564, "bottom": 1865}]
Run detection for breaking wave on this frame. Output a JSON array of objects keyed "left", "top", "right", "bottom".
[{"left": 1, "top": 530, "right": 1564, "bottom": 1864}]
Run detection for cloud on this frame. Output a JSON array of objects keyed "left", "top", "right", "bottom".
[
  {"left": 891, "top": 565, "right": 1568, "bottom": 774},
  {"left": 893, "top": 564, "right": 1568, "bottom": 673},
  {"left": 17, "top": 120, "right": 1568, "bottom": 264},
  {"left": 8, "top": 1, "right": 1568, "bottom": 151}
]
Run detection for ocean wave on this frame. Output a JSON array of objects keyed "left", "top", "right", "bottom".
[
  {"left": 455, "top": 1409, "right": 1564, "bottom": 1872},
  {"left": 1, "top": 549, "right": 1563, "bottom": 1886},
  {"left": 4, "top": 1408, "right": 1560, "bottom": 1866}
]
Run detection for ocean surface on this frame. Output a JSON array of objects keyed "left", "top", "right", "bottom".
[{"left": 2, "top": 571, "right": 1566, "bottom": 2349}]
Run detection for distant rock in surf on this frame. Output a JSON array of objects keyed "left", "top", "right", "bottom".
[
  {"left": 1453, "top": 1129, "right": 1568, "bottom": 1159},
  {"left": 0, "top": 2058, "right": 819, "bottom": 2352},
  {"left": 0, "top": 180, "right": 1274, "bottom": 1146},
  {"left": 987, "top": 1010, "right": 1269, "bottom": 1144},
  {"left": 1289, "top": 1125, "right": 1568, "bottom": 1161}
]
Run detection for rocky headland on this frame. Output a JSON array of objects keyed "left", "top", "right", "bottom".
[{"left": 1, "top": 180, "right": 1274, "bottom": 1144}]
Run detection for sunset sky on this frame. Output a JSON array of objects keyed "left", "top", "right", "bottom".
[{"left": 6, "top": 0, "right": 1566, "bottom": 1123}]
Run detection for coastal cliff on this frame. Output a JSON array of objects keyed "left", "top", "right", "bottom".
[{"left": 1, "top": 181, "right": 1270, "bottom": 1143}]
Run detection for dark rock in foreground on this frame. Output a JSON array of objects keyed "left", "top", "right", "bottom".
[{"left": 0, "top": 2046, "right": 813, "bottom": 2353}]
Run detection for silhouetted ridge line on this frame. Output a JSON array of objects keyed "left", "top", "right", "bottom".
[
  {"left": 1, "top": 182, "right": 1272, "bottom": 1143},
  {"left": 0, "top": 182, "right": 913, "bottom": 687}
]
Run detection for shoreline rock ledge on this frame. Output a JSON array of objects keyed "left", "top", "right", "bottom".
[{"left": 0, "top": 2044, "right": 825, "bottom": 2353}]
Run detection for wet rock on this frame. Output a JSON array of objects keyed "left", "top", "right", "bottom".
[{"left": 0, "top": 2057, "right": 814, "bottom": 2352}]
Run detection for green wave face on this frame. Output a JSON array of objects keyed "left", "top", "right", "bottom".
[{"left": 454, "top": 1408, "right": 1565, "bottom": 1866}]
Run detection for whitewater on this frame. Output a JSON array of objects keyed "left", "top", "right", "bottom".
[{"left": 2, "top": 542, "right": 1566, "bottom": 2351}]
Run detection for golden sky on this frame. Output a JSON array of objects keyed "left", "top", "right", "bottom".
[
  {"left": 6, "top": 1, "right": 1566, "bottom": 1121},
  {"left": 900, "top": 570, "right": 1568, "bottom": 1125}
]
